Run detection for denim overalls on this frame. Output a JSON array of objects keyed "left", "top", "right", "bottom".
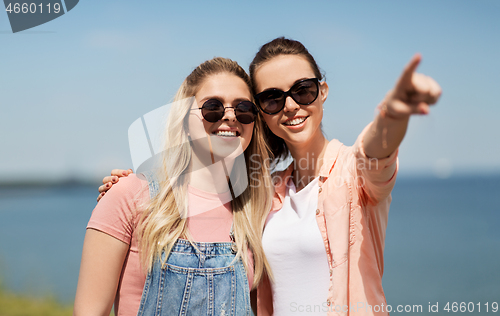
[{"left": 137, "top": 172, "right": 254, "bottom": 316}]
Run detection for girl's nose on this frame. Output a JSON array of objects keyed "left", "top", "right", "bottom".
[
  {"left": 221, "top": 107, "right": 237, "bottom": 122},
  {"left": 283, "top": 96, "right": 300, "bottom": 113}
]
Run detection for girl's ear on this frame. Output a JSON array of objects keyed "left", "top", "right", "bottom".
[{"left": 319, "top": 81, "right": 329, "bottom": 103}]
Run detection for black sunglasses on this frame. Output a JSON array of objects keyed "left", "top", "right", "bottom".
[
  {"left": 197, "top": 99, "right": 258, "bottom": 124},
  {"left": 254, "top": 78, "right": 320, "bottom": 115}
]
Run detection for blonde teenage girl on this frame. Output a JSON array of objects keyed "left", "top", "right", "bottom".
[{"left": 74, "top": 57, "right": 273, "bottom": 316}]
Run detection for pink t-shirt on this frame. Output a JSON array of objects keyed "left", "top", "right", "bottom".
[{"left": 87, "top": 174, "right": 254, "bottom": 316}]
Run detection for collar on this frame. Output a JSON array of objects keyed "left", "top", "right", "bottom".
[{"left": 273, "top": 139, "right": 343, "bottom": 205}]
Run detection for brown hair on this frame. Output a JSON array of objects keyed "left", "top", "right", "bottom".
[{"left": 249, "top": 37, "right": 324, "bottom": 161}]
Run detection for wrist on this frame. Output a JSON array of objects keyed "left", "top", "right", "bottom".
[{"left": 376, "top": 99, "right": 409, "bottom": 121}]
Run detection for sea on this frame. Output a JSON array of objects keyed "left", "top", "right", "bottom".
[{"left": 0, "top": 175, "right": 499, "bottom": 314}]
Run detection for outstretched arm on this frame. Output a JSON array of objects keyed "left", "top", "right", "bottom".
[{"left": 363, "top": 54, "right": 442, "bottom": 158}]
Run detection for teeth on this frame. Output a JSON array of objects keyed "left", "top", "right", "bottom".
[
  {"left": 284, "top": 117, "right": 306, "bottom": 126},
  {"left": 215, "top": 131, "right": 237, "bottom": 137}
]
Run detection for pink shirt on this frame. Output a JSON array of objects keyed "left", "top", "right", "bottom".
[
  {"left": 87, "top": 173, "right": 253, "bottom": 316},
  {"left": 257, "top": 123, "right": 398, "bottom": 316}
]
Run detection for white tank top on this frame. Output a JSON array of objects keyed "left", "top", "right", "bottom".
[{"left": 262, "top": 177, "right": 330, "bottom": 315}]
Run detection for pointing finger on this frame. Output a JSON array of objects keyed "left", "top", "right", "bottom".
[{"left": 395, "top": 53, "right": 422, "bottom": 92}]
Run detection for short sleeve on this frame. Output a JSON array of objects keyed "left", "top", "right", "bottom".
[{"left": 87, "top": 174, "right": 149, "bottom": 245}]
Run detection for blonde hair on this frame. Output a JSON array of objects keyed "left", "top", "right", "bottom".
[{"left": 137, "top": 57, "right": 273, "bottom": 288}]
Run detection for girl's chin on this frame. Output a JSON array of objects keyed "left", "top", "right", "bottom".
[
  {"left": 279, "top": 129, "right": 320, "bottom": 148},
  {"left": 206, "top": 136, "right": 244, "bottom": 157}
]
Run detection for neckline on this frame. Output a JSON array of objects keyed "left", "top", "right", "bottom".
[
  {"left": 287, "top": 176, "right": 319, "bottom": 196},
  {"left": 188, "top": 184, "right": 232, "bottom": 202}
]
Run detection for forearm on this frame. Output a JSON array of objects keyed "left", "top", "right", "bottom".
[{"left": 363, "top": 109, "right": 409, "bottom": 159}]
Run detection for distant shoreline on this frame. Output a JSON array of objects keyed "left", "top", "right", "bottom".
[
  {"left": 1, "top": 172, "right": 499, "bottom": 188},
  {"left": 0, "top": 179, "right": 98, "bottom": 188}
]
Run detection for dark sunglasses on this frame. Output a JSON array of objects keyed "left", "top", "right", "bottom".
[
  {"left": 197, "top": 99, "right": 258, "bottom": 124},
  {"left": 254, "top": 78, "right": 320, "bottom": 115}
]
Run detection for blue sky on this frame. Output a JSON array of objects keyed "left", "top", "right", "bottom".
[{"left": 1, "top": 0, "right": 499, "bottom": 182}]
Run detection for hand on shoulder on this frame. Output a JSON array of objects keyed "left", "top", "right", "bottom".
[{"left": 97, "top": 169, "right": 133, "bottom": 202}]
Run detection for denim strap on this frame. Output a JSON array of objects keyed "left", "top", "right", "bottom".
[{"left": 141, "top": 170, "right": 160, "bottom": 199}]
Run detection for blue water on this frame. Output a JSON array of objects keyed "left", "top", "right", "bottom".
[
  {"left": 0, "top": 176, "right": 499, "bottom": 311},
  {"left": 383, "top": 176, "right": 500, "bottom": 311},
  {"left": 0, "top": 184, "right": 95, "bottom": 302}
]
